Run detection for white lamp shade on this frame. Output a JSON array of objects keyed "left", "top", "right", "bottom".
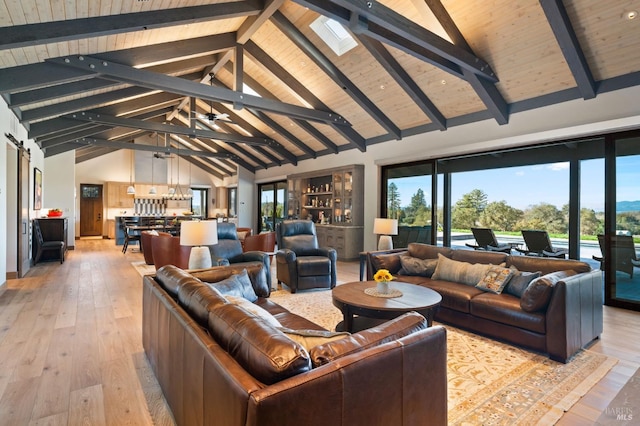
[
  {"left": 126, "top": 185, "right": 135, "bottom": 194},
  {"left": 180, "top": 220, "right": 219, "bottom": 247},
  {"left": 373, "top": 218, "right": 398, "bottom": 236}
]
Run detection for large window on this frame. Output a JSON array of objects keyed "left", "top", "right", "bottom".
[
  {"left": 258, "top": 181, "right": 287, "bottom": 233},
  {"left": 381, "top": 132, "right": 640, "bottom": 312}
]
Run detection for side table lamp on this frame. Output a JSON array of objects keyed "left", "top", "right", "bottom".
[
  {"left": 180, "top": 220, "right": 218, "bottom": 269},
  {"left": 374, "top": 218, "right": 398, "bottom": 250}
]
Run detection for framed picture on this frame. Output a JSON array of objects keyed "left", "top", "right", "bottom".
[{"left": 34, "top": 167, "right": 42, "bottom": 210}]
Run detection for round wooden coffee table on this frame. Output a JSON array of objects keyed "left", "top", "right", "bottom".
[{"left": 332, "top": 281, "right": 442, "bottom": 333}]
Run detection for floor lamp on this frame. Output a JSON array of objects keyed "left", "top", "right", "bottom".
[
  {"left": 180, "top": 220, "right": 218, "bottom": 269},
  {"left": 374, "top": 218, "right": 398, "bottom": 250}
]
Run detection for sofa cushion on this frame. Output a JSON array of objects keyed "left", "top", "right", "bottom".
[
  {"left": 504, "top": 270, "right": 541, "bottom": 298},
  {"left": 225, "top": 295, "right": 282, "bottom": 328},
  {"left": 470, "top": 293, "right": 546, "bottom": 334},
  {"left": 407, "top": 243, "right": 452, "bottom": 260},
  {"left": 155, "top": 264, "right": 202, "bottom": 298},
  {"left": 399, "top": 254, "right": 438, "bottom": 277},
  {"left": 451, "top": 249, "right": 508, "bottom": 266},
  {"left": 297, "top": 256, "right": 331, "bottom": 276},
  {"left": 205, "top": 269, "right": 258, "bottom": 302},
  {"left": 476, "top": 265, "right": 513, "bottom": 294},
  {"left": 422, "top": 280, "right": 484, "bottom": 313},
  {"left": 370, "top": 251, "right": 405, "bottom": 275},
  {"left": 279, "top": 328, "right": 350, "bottom": 352},
  {"left": 207, "top": 303, "right": 311, "bottom": 384},
  {"left": 507, "top": 256, "right": 590, "bottom": 275},
  {"left": 309, "top": 311, "right": 427, "bottom": 367},
  {"left": 432, "top": 253, "right": 491, "bottom": 286},
  {"left": 520, "top": 270, "right": 577, "bottom": 312},
  {"left": 177, "top": 280, "right": 228, "bottom": 326}
]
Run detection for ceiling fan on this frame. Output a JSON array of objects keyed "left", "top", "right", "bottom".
[{"left": 191, "top": 73, "right": 236, "bottom": 126}]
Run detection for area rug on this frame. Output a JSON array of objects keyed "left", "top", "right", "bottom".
[
  {"left": 132, "top": 264, "right": 617, "bottom": 425},
  {"left": 270, "top": 287, "right": 617, "bottom": 425}
]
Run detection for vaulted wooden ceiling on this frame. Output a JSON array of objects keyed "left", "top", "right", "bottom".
[{"left": 1, "top": 0, "right": 639, "bottom": 179}]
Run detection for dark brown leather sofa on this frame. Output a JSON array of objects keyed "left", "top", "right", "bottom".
[
  {"left": 366, "top": 243, "right": 603, "bottom": 363},
  {"left": 143, "top": 263, "right": 448, "bottom": 426}
]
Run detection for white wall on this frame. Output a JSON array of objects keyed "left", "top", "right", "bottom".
[
  {"left": 255, "top": 86, "right": 640, "bottom": 251},
  {"left": 1, "top": 97, "right": 45, "bottom": 283},
  {"left": 44, "top": 151, "right": 76, "bottom": 245}
]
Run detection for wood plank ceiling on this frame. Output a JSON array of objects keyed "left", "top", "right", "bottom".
[{"left": 1, "top": 0, "right": 639, "bottom": 178}]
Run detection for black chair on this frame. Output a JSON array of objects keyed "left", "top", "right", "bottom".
[
  {"left": 593, "top": 234, "right": 640, "bottom": 278},
  {"left": 33, "top": 220, "right": 65, "bottom": 264},
  {"left": 517, "top": 230, "right": 568, "bottom": 258},
  {"left": 275, "top": 220, "right": 337, "bottom": 293},
  {"left": 392, "top": 225, "right": 431, "bottom": 248},
  {"left": 121, "top": 217, "right": 142, "bottom": 253},
  {"left": 465, "top": 227, "right": 512, "bottom": 253},
  {"left": 209, "top": 222, "right": 272, "bottom": 287}
]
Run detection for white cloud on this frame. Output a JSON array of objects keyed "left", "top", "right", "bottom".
[{"left": 547, "top": 162, "right": 569, "bottom": 171}]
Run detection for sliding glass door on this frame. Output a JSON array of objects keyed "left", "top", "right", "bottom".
[{"left": 258, "top": 181, "right": 287, "bottom": 233}]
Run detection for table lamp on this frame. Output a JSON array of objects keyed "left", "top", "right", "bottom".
[
  {"left": 180, "top": 220, "right": 218, "bottom": 269},
  {"left": 374, "top": 218, "right": 398, "bottom": 250}
]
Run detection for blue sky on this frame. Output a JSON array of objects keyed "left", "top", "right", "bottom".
[{"left": 390, "top": 156, "right": 640, "bottom": 212}]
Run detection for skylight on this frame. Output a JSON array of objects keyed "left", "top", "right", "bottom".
[
  {"left": 243, "top": 83, "right": 261, "bottom": 97},
  {"left": 310, "top": 16, "right": 357, "bottom": 56}
]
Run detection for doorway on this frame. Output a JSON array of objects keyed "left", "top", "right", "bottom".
[
  {"left": 258, "top": 181, "right": 287, "bottom": 233},
  {"left": 80, "top": 184, "right": 103, "bottom": 236}
]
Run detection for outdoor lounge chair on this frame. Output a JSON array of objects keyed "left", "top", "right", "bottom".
[
  {"left": 465, "top": 227, "right": 512, "bottom": 253},
  {"left": 593, "top": 234, "right": 640, "bottom": 278},
  {"left": 517, "top": 230, "right": 568, "bottom": 258}
]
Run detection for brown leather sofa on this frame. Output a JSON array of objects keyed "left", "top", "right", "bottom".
[
  {"left": 366, "top": 243, "right": 603, "bottom": 363},
  {"left": 143, "top": 263, "right": 448, "bottom": 426}
]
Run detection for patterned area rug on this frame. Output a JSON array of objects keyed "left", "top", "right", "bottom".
[
  {"left": 132, "top": 263, "right": 616, "bottom": 424},
  {"left": 269, "top": 286, "right": 617, "bottom": 426}
]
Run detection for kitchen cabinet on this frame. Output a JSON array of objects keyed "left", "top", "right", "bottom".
[{"left": 106, "top": 181, "right": 134, "bottom": 208}]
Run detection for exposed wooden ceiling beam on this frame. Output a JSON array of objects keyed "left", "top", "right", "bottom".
[
  {"left": 358, "top": 35, "right": 447, "bottom": 131},
  {"left": 539, "top": 0, "right": 596, "bottom": 99},
  {"left": 49, "top": 55, "right": 351, "bottom": 126},
  {"left": 0, "top": 0, "right": 263, "bottom": 50},
  {"left": 270, "top": 10, "right": 400, "bottom": 142},
  {"left": 0, "top": 32, "right": 237, "bottom": 94},
  {"left": 423, "top": 0, "right": 509, "bottom": 125},
  {"left": 64, "top": 111, "right": 278, "bottom": 147},
  {"left": 237, "top": 0, "right": 286, "bottom": 44},
  {"left": 68, "top": 137, "right": 237, "bottom": 159}
]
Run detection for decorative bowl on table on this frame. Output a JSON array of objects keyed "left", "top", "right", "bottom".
[{"left": 47, "top": 209, "right": 63, "bottom": 217}]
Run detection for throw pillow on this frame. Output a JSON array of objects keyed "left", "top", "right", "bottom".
[
  {"left": 225, "top": 295, "right": 282, "bottom": 328},
  {"left": 206, "top": 269, "right": 258, "bottom": 302},
  {"left": 476, "top": 265, "right": 513, "bottom": 294},
  {"left": 398, "top": 255, "right": 438, "bottom": 277},
  {"left": 309, "top": 312, "right": 427, "bottom": 367},
  {"left": 520, "top": 270, "right": 577, "bottom": 312},
  {"left": 371, "top": 252, "right": 404, "bottom": 274},
  {"left": 505, "top": 270, "right": 541, "bottom": 298},
  {"left": 279, "top": 328, "right": 350, "bottom": 352},
  {"left": 431, "top": 253, "right": 491, "bottom": 286}
]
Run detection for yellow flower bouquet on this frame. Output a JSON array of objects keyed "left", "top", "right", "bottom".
[{"left": 373, "top": 269, "right": 394, "bottom": 294}]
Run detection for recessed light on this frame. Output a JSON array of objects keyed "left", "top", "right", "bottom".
[
  {"left": 380, "top": 84, "right": 385, "bottom": 90},
  {"left": 441, "top": 80, "right": 447, "bottom": 85},
  {"left": 624, "top": 10, "right": 638, "bottom": 20}
]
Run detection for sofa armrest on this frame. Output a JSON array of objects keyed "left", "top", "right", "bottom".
[
  {"left": 365, "top": 249, "right": 407, "bottom": 281},
  {"left": 246, "top": 325, "right": 448, "bottom": 426},
  {"left": 545, "top": 270, "right": 603, "bottom": 362}
]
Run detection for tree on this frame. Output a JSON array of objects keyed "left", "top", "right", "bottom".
[
  {"left": 580, "top": 208, "right": 601, "bottom": 235},
  {"left": 480, "top": 201, "right": 523, "bottom": 231},
  {"left": 517, "top": 203, "right": 566, "bottom": 233},
  {"left": 387, "top": 182, "right": 402, "bottom": 221},
  {"left": 404, "top": 188, "right": 428, "bottom": 225},
  {"left": 452, "top": 189, "right": 488, "bottom": 229}
]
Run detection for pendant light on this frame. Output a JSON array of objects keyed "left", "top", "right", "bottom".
[{"left": 126, "top": 150, "right": 136, "bottom": 194}]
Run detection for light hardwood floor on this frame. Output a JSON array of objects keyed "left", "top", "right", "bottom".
[{"left": 1, "top": 238, "right": 638, "bottom": 425}]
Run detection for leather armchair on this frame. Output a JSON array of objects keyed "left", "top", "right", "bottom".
[
  {"left": 275, "top": 220, "right": 337, "bottom": 293},
  {"left": 208, "top": 222, "right": 272, "bottom": 287},
  {"left": 150, "top": 232, "right": 191, "bottom": 270}
]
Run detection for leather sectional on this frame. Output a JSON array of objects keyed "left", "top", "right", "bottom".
[
  {"left": 143, "top": 262, "right": 448, "bottom": 425},
  {"left": 366, "top": 243, "right": 603, "bottom": 363}
]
